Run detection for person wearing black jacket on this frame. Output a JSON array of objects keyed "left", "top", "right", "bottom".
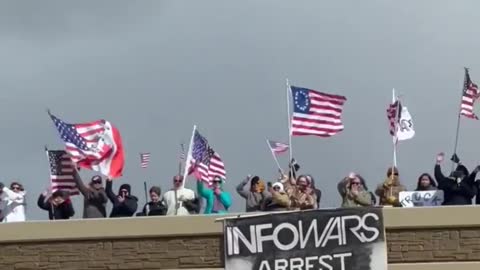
[
  {"left": 141, "top": 186, "right": 167, "bottom": 216},
  {"left": 37, "top": 190, "right": 75, "bottom": 220},
  {"left": 435, "top": 152, "right": 477, "bottom": 205},
  {"left": 105, "top": 179, "right": 138, "bottom": 217}
]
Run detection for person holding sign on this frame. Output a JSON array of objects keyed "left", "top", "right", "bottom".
[
  {"left": 434, "top": 152, "right": 477, "bottom": 205},
  {"left": 338, "top": 173, "right": 373, "bottom": 207},
  {"left": 375, "top": 167, "right": 406, "bottom": 207},
  {"left": 415, "top": 173, "right": 437, "bottom": 191}
]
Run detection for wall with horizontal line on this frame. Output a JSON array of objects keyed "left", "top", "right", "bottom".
[{"left": 0, "top": 206, "right": 479, "bottom": 269}]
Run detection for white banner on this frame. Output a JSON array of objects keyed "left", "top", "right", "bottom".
[
  {"left": 396, "top": 106, "right": 415, "bottom": 141},
  {"left": 399, "top": 190, "right": 444, "bottom": 207}
]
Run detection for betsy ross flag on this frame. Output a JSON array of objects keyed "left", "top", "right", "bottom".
[
  {"left": 186, "top": 130, "right": 226, "bottom": 183},
  {"left": 140, "top": 153, "right": 150, "bottom": 168},
  {"left": 290, "top": 86, "right": 347, "bottom": 137},
  {"left": 460, "top": 68, "right": 480, "bottom": 119},
  {"left": 47, "top": 150, "right": 79, "bottom": 195},
  {"left": 267, "top": 140, "right": 289, "bottom": 154},
  {"left": 48, "top": 111, "right": 125, "bottom": 178}
]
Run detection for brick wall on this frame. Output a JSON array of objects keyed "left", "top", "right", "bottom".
[
  {"left": 1, "top": 228, "right": 480, "bottom": 269},
  {"left": 0, "top": 236, "right": 221, "bottom": 270},
  {"left": 387, "top": 228, "right": 480, "bottom": 262}
]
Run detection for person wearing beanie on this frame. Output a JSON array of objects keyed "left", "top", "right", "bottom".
[
  {"left": 338, "top": 173, "right": 373, "bottom": 207},
  {"left": 236, "top": 175, "right": 270, "bottom": 212},
  {"left": 375, "top": 166, "right": 406, "bottom": 207},
  {"left": 105, "top": 178, "right": 138, "bottom": 217},
  {"left": 73, "top": 173, "right": 108, "bottom": 218},
  {"left": 435, "top": 152, "right": 477, "bottom": 205},
  {"left": 141, "top": 186, "right": 167, "bottom": 216}
]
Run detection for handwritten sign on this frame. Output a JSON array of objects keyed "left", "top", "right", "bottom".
[{"left": 399, "top": 190, "right": 444, "bottom": 207}]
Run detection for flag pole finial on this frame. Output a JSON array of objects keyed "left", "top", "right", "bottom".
[
  {"left": 44, "top": 145, "right": 48, "bottom": 151},
  {"left": 46, "top": 108, "right": 51, "bottom": 116}
]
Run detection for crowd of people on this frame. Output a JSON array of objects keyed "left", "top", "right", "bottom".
[{"left": 0, "top": 152, "right": 479, "bottom": 222}]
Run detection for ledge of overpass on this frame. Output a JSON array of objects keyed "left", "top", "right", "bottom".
[{"left": 0, "top": 206, "right": 479, "bottom": 269}]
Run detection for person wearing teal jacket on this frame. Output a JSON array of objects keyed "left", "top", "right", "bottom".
[{"left": 197, "top": 177, "right": 232, "bottom": 214}]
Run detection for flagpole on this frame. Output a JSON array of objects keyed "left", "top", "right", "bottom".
[
  {"left": 175, "top": 143, "right": 184, "bottom": 216},
  {"left": 265, "top": 139, "right": 283, "bottom": 172},
  {"left": 392, "top": 88, "right": 398, "bottom": 168},
  {"left": 143, "top": 181, "right": 148, "bottom": 206},
  {"left": 451, "top": 68, "right": 467, "bottom": 171},
  {"left": 182, "top": 125, "right": 197, "bottom": 189},
  {"left": 286, "top": 78, "right": 293, "bottom": 165}
]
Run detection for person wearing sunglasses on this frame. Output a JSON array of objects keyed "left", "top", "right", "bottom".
[
  {"left": 197, "top": 177, "right": 232, "bottom": 214},
  {"left": 375, "top": 166, "right": 406, "bottom": 207},
  {"left": 163, "top": 175, "right": 198, "bottom": 216},
  {"left": 0, "top": 181, "right": 26, "bottom": 222},
  {"left": 338, "top": 173, "right": 373, "bottom": 207},
  {"left": 73, "top": 172, "right": 108, "bottom": 219}
]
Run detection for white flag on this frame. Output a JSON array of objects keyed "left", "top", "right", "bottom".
[{"left": 396, "top": 106, "right": 415, "bottom": 141}]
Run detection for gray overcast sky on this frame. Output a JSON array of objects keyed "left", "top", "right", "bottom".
[{"left": 1, "top": 0, "right": 479, "bottom": 220}]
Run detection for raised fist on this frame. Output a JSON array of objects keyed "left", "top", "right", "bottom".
[{"left": 436, "top": 152, "right": 445, "bottom": 163}]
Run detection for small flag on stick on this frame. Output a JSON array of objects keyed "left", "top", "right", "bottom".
[
  {"left": 460, "top": 68, "right": 480, "bottom": 119},
  {"left": 140, "top": 153, "right": 150, "bottom": 168},
  {"left": 266, "top": 139, "right": 289, "bottom": 154}
]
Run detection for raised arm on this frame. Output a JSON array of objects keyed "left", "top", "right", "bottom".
[
  {"left": 337, "top": 177, "right": 349, "bottom": 196},
  {"left": 105, "top": 179, "right": 118, "bottom": 204},
  {"left": 37, "top": 193, "right": 50, "bottom": 211},
  {"left": 73, "top": 170, "right": 90, "bottom": 197},
  {"left": 2, "top": 187, "right": 24, "bottom": 203},
  {"left": 236, "top": 177, "right": 250, "bottom": 199}
]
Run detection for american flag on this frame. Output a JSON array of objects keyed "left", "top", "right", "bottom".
[
  {"left": 140, "top": 152, "right": 150, "bottom": 168},
  {"left": 187, "top": 130, "right": 226, "bottom": 183},
  {"left": 267, "top": 139, "right": 289, "bottom": 154},
  {"left": 387, "top": 100, "right": 401, "bottom": 136},
  {"left": 49, "top": 112, "right": 125, "bottom": 178},
  {"left": 460, "top": 68, "right": 480, "bottom": 120},
  {"left": 47, "top": 150, "right": 79, "bottom": 196},
  {"left": 290, "top": 86, "right": 347, "bottom": 137}
]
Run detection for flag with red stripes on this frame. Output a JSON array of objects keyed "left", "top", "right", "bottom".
[
  {"left": 290, "top": 86, "right": 347, "bottom": 137},
  {"left": 140, "top": 152, "right": 150, "bottom": 168},
  {"left": 46, "top": 150, "right": 79, "bottom": 196},
  {"left": 267, "top": 139, "right": 289, "bottom": 154},
  {"left": 49, "top": 112, "right": 125, "bottom": 178},
  {"left": 460, "top": 68, "right": 480, "bottom": 119},
  {"left": 387, "top": 101, "right": 401, "bottom": 136},
  {"left": 186, "top": 130, "right": 226, "bottom": 183}
]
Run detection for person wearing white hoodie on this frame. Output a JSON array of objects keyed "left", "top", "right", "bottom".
[{"left": 0, "top": 182, "right": 26, "bottom": 222}]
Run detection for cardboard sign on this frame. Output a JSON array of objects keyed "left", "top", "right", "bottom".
[{"left": 399, "top": 190, "right": 444, "bottom": 207}]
